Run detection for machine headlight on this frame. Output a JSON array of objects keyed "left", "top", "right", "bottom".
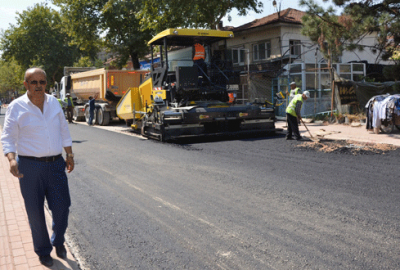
[
  {"left": 199, "top": 115, "right": 210, "bottom": 120},
  {"left": 163, "top": 111, "right": 182, "bottom": 120}
]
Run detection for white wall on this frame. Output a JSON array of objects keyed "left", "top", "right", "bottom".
[{"left": 228, "top": 24, "right": 393, "bottom": 66}]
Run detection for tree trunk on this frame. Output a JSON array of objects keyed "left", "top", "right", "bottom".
[{"left": 130, "top": 52, "right": 140, "bottom": 70}]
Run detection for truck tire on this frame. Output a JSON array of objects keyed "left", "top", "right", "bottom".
[
  {"left": 85, "top": 106, "right": 97, "bottom": 125},
  {"left": 94, "top": 109, "right": 99, "bottom": 125},
  {"left": 97, "top": 108, "right": 110, "bottom": 126},
  {"left": 73, "top": 109, "right": 80, "bottom": 121}
]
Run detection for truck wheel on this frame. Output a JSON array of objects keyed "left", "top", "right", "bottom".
[
  {"left": 85, "top": 106, "right": 90, "bottom": 124},
  {"left": 73, "top": 109, "right": 80, "bottom": 121},
  {"left": 85, "top": 107, "right": 97, "bottom": 125},
  {"left": 94, "top": 109, "right": 99, "bottom": 125},
  {"left": 97, "top": 108, "right": 110, "bottom": 126}
]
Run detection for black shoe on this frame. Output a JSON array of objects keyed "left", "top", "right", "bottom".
[
  {"left": 296, "top": 136, "right": 303, "bottom": 141},
  {"left": 56, "top": 245, "right": 67, "bottom": 259},
  {"left": 39, "top": 255, "right": 54, "bottom": 267}
]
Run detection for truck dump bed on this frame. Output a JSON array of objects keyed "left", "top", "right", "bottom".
[{"left": 71, "top": 68, "right": 147, "bottom": 103}]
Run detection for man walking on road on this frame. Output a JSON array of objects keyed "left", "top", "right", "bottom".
[
  {"left": 88, "top": 94, "right": 98, "bottom": 125},
  {"left": 65, "top": 93, "right": 74, "bottom": 123},
  {"left": 1, "top": 67, "right": 75, "bottom": 267},
  {"left": 286, "top": 91, "right": 310, "bottom": 140}
]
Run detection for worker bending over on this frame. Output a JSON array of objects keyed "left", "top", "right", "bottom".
[{"left": 286, "top": 91, "right": 310, "bottom": 140}]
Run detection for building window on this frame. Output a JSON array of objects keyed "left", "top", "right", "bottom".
[
  {"left": 290, "top": 40, "right": 301, "bottom": 56},
  {"left": 253, "top": 42, "right": 271, "bottom": 61},
  {"left": 232, "top": 48, "right": 246, "bottom": 65}
]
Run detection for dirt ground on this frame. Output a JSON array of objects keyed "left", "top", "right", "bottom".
[{"left": 297, "top": 139, "right": 398, "bottom": 155}]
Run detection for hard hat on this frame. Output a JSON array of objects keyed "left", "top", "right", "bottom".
[
  {"left": 303, "top": 91, "right": 310, "bottom": 98},
  {"left": 66, "top": 93, "right": 70, "bottom": 96},
  {"left": 290, "top": 82, "right": 296, "bottom": 85}
]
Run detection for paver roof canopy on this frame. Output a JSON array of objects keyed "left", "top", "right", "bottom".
[{"left": 148, "top": 28, "right": 234, "bottom": 46}]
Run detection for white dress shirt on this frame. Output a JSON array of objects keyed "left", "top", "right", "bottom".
[{"left": 1, "top": 93, "right": 72, "bottom": 157}]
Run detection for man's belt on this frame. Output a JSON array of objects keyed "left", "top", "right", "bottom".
[{"left": 19, "top": 154, "right": 62, "bottom": 162}]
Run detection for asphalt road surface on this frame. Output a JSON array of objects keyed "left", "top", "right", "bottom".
[{"left": 2, "top": 115, "right": 400, "bottom": 269}]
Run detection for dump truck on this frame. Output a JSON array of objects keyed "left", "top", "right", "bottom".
[
  {"left": 117, "top": 28, "right": 277, "bottom": 141},
  {"left": 57, "top": 68, "right": 147, "bottom": 125}
]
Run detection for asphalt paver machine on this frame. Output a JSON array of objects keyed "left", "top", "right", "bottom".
[{"left": 117, "top": 28, "right": 277, "bottom": 141}]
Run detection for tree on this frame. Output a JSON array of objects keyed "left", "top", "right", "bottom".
[
  {"left": 73, "top": 56, "right": 104, "bottom": 68},
  {"left": 334, "top": 0, "right": 400, "bottom": 81},
  {"left": 53, "top": 0, "right": 263, "bottom": 69},
  {"left": 140, "top": 0, "right": 264, "bottom": 31},
  {"left": 0, "top": 4, "right": 79, "bottom": 85},
  {"left": 300, "top": 0, "right": 364, "bottom": 116},
  {"left": 0, "top": 58, "right": 25, "bottom": 97},
  {"left": 54, "top": 0, "right": 153, "bottom": 70},
  {"left": 332, "top": 0, "right": 400, "bottom": 63},
  {"left": 300, "top": 0, "right": 363, "bottom": 71}
]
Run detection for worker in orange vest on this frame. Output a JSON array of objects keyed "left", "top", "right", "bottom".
[
  {"left": 228, "top": 92, "right": 236, "bottom": 104},
  {"left": 193, "top": 40, "right": 207, "bottom": 86}
]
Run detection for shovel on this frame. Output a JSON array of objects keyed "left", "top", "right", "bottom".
[{"left": 300, "top": 119, "right": 319, "bottom": 142}]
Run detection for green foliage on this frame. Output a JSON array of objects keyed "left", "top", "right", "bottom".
[
  {"left": 94, "top": 58, "right": 104, "bottom": 68},
  {"left": 53, "top": 0, "right": 263, "bottom": 69},
  {"left": 52, "top": 0, "right": 101, "bottom": 59},
  {"left": 300, "top": 0, "right": 362, "bottom": 70},
  {"left": 54, "top": 0, "right": 152, "bottom": 69},
  {"left": 333, "top": 0, "right": 400, "bottom": 63},
  {"left": 0, "top": 4, "right": 79, "bottom": 86},
  {"left": 383, "top": 65, "right": 400, "bottom": 81},
  {"left": 101, "top": 0, "right": 152, "bottom": 69},
  {"left": 140, "top": 0, "right": 263, "bottom": 31},
  {"left": 73, "top": 56, "right": 94, "bottom": 67},
  {"left": 0, "top": 58, "right": 25, "bottom": 96},
  {"left": 333, "top": 0, "right": 400, "bottom": 82}
]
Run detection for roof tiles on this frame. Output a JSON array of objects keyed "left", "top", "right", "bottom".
[{"left": 233, "top": 8, "right": 305, "bottom": 32}]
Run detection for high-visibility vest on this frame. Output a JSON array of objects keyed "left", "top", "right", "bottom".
[
  {"left": 290, "top": 87, "right": 301, "bottom": 96},
  {"left": 57, "top": 99, "right": 64, "bottom": 108},
  {"left": 228, "top": 93, "right": 235, "bottom": 103},
  {"left": 286, "top": 94, "right": 303, "bottom": 117},
  {"left": 193, "top": 43, "right": 205, "bottom": 60},
  {"left": 64, "top": 97, "right": 74, "bottom": 107}
]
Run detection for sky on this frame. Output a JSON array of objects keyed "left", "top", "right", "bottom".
[{"left": 0, "top": 0, "right": 341, "bottom": 33}]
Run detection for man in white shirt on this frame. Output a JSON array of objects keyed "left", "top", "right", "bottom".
[
  {"left": 1, "top": 67, "right": 74, "bottom": 267},
  {"left": 286, "top": 81, "right": 302, "bottom": 98}
]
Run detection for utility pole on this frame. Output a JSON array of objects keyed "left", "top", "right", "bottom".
[{"left": 314, "top": 47, "right": 318, "bottom": 117}]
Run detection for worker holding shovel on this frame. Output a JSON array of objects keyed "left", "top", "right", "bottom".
[{"left": 286, "top": 91, "right": 310, "bottom": 140}]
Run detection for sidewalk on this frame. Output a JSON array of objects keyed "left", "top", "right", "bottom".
[
  {"left": 275, "top": 120, "right": 400, "bottom": 147},
  {"left": 0, "top": 144, "right": 80, "bottom": 269}
]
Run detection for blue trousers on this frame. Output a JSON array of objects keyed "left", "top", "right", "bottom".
[
  {"left": 89, "top": 109, "right": 95, "bottom": 125},
  {"left": 18, "top": 156, "right": 71, "bottom": 256}
]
